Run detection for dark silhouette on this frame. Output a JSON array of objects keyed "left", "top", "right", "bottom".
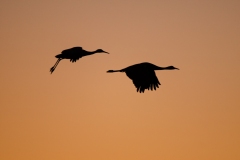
[
  {"left": 50, "top": 47, "right": 109, "bottom": 73},
  {"left": 107, "top": 62, "right": 179, "bottom": 93}
]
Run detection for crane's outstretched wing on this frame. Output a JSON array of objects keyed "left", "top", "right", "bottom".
[{"left": 126, "top": 70, "right": 161, "bottom": 93}]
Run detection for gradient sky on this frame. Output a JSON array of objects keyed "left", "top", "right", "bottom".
[{"left": 0, "top": 0, "right": 240, "bottom": 160}]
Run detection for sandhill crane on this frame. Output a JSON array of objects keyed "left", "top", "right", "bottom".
[
  {"left": 107, "top": 62, "right": 179, "bottom": 93},
  {"left": 50, "top": 47, "right": 109, "bottom": 73}
]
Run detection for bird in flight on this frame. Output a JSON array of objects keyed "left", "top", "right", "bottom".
[
  {"left": 107, "top": 62, "right": 179, "bottom": 93},
  {"left": 50, "top": 47, "right": 109, "bottom": 73}
]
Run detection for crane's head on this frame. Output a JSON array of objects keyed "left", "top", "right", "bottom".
[
  {"left": 165, "top": 66, "right": 179, "bottom": 70},
  {"left": 95, "top": 49, "right": 109, "bottom": 54}
]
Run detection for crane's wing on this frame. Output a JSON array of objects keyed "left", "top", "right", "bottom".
[
  {"left": 126, "top": 69, "right": 161, "bottom": 93},
  {"left": 61, "top": 47, "right": 82, "bottom": 54},
  {"left": 58, "top": 47, "right": 83, "bottom": 62}
]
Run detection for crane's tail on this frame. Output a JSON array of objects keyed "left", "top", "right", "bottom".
[{"left": 50, "top": 59, "right": 61, "bottom": 74}]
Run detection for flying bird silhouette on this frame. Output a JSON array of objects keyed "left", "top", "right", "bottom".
[
  {"left": 107, "top": 62, "right": 179, "bottom": 93},
  {"left": 50, "top": 47, "right": 109, "bottom": 73}
]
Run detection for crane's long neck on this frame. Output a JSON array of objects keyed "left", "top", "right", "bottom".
[
  {"left": 84, "top": 51, "right": 96, "bottom": 56},
  {"left": 155, "top": 66, "right": 178, "bottom": 70},
  {"left": 155, "top": 66, "right": 168, "bottom": 70}
]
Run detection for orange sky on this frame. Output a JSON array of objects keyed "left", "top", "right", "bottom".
[{"left": 0, "top": 0, "right": 240, "bottom": 160}]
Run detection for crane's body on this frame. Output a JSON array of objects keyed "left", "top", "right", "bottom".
[
  {"left": 55, "top": 47, "right": 83, "bottom": 62},
  {"left": 107, "top": 62, "right": 179, "bottom": 93},
  {"left": 50, "top": 46, "right": 108, "bottom": 73}
]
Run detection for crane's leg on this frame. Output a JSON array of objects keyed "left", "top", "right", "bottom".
[{"left": 50, "top": 58, "right": 62, "bottom": 74}]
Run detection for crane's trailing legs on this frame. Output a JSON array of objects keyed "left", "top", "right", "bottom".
[
  {"left": 50, "top": 58, "right": 62, "bottom": 74},
  {"left": 107, "top": 70, "right": 122, "bottom": 73}
]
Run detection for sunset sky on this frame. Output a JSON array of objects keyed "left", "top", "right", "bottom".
[{"left": 0, "top": 0, "right": 240, "bottom": 159}]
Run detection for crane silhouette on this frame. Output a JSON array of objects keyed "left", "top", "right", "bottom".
[
  {"left": 107, "top": 62, "right": 179, "bottom": 93},
  {"left": 50, "top": 47, "right": 109, "bottom": 73}
]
